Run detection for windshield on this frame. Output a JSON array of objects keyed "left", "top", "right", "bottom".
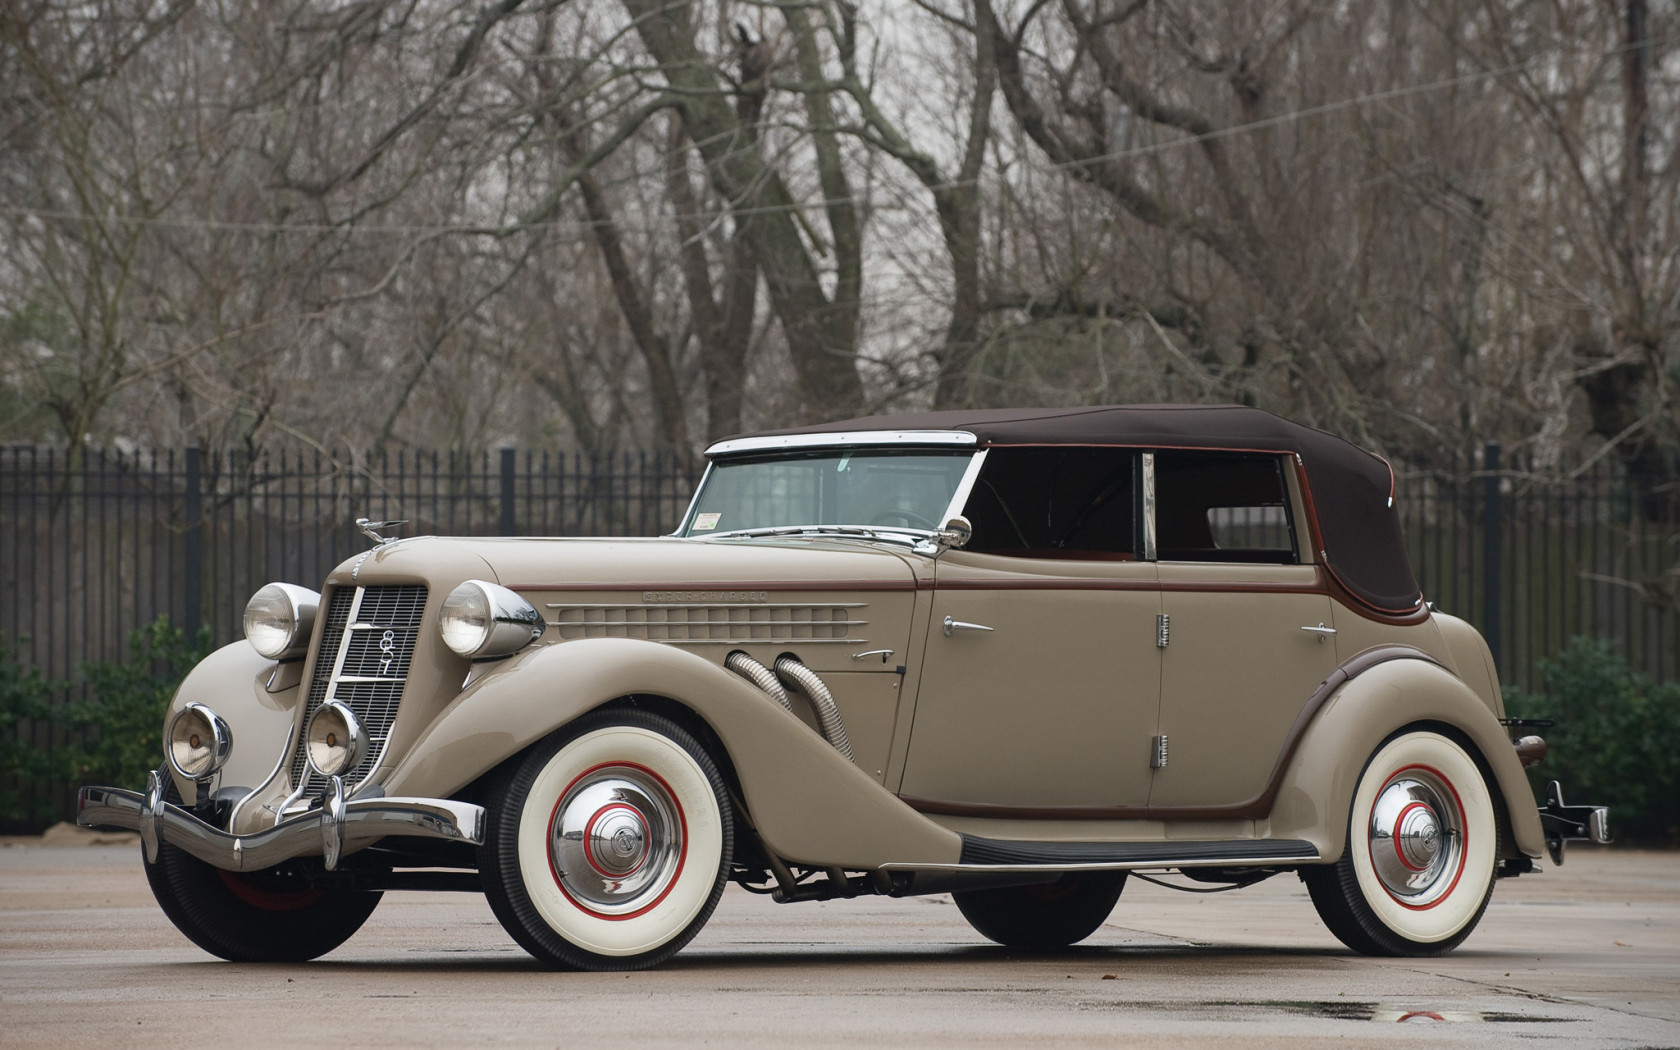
[{"left": 681, "top": 450, "right": 975, "bottom": 537}]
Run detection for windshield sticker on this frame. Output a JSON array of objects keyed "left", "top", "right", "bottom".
[
  {"left": 837, "top": 453, "right": 851, "bottom": 472},
  {"left": 693, "top": 512, "right": 722, "bottom": 531}
]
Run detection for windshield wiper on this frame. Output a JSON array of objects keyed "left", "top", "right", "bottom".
[{"left": 698, "top": 524, "right": 928, "bottom": 546}]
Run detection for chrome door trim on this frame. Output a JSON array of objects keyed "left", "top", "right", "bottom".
[
  {"left": 1141, "top": 451, "right": 1158, "bottom": 561},
  {"left": 940, "top": 449, "right": 990, "bottom": 529}
]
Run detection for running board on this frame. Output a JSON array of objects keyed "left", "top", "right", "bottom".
[{"left": 880, "top": 835, "right": 1319, "bottom": 873}]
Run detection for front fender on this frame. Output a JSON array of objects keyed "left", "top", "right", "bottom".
[
  {"left": 163, "top": 642, "right": 301, "bottom": 807},
  {"left": 381, "top": 639, "right": 962, "bottom": 869},
  {"left": 1268, "top": 657, "right": 1545, "bottom": 862}
]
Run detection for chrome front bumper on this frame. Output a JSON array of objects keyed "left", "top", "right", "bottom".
[{"left": 77, "top": 774, "right": 485, "bottom": 873}]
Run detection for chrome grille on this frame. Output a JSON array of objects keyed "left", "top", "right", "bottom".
[
  {"left": 290, "top": 584, "right": 427, "bottom": 796},
  {"left": 544, "top": 602, "right": 867, "bottom": 644}
]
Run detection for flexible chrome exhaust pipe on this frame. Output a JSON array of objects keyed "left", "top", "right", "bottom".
[
  {"left": 774, "top": 656, "right": 853, "bottom": 761},
  {"left": 724, "top": 652, "right": 793, "bottom": 711},
  {"left": 724, "top": 651, "right": 853, "bottom": 761}
]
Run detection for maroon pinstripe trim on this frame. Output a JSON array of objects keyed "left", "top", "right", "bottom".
[
  {"left": 982, "top": 442, "right": 1297, "bottom": 456},
  {"left": 933, "top": 578, "right": 1159, "bottom": 592},
  {"left": 934, "top": 566, "right": 1326, "bottom": 595},
  {"left": 504, "top": 580, "right": 919, "bottom": 593}
]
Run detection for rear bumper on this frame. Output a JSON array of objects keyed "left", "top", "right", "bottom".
[
  {"left": 77, "top": 774, "right": 484, "bottom": 873},
  {"left": 1539, "top": 779, "right": 1610, "bottom": 865}
]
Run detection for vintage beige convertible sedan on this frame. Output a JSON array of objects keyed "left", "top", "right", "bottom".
[{"left": 79, "top": 406, "right": 1608, "bottom": 969}]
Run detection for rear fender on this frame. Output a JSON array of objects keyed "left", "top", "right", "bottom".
[
  {"left": 1268, "top": 657, "right": 1544, "bottom": 861},
  {"left": 380, "top": 638, "right": 962, "bottom": 869}
]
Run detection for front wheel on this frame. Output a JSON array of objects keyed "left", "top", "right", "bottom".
[
  {"left": 954, "top": 871, "right": 1126, "bottom": 948},
  {"left": 479, "top": 709, "right": 734, "bottom": 971},
  {"left": 1303, "top": 729, "right": 1498, "bottom": 956},
  {"left": 144, "top": 780, "right": 381, "bottom": 962}
]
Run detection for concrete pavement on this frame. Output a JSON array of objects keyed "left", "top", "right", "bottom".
[{"left": 2, "top": 833, "right": 1676, "bottom": 1048}]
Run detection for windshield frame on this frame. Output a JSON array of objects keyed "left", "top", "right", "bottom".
[
  {"left": 703, "top": 429, "right": 977, "bottom": 457},
  {"left": 673, "top": 442, "right": 988, "bottom": 542}
]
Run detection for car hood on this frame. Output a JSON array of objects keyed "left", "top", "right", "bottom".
[
  {"left": 326, "top": 535, "right": 923, "bottom": 678},
  {"left": 326, "top": 534, "right": 924, "bottom": 592}
]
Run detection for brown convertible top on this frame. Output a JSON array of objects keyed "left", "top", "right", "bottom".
[{"left": 733, "top": 405, "right": 1422, "bottom": 615}]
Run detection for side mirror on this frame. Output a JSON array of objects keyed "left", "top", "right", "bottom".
[{"left": 934, "top": 515, "right": 972, "bottom": 551}]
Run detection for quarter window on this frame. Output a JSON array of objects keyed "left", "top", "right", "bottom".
[{"left": 1153, "top": 452, "right": 1297, "bottom": 563}]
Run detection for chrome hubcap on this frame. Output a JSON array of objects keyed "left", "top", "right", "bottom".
[
  {"left": 587, "top": 804, "right": 648, "bottom": 877},
  {"left": 1368, "top": 770, "right": 1464, "bottom": 906},
  {"left": 549, "top": 768, "right": 683, "bottom": 916}
]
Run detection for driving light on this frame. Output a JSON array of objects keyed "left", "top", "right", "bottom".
[
  {"left": 167, "top": 703, "right": 232, "bottom": 781},
  {"left": 243, "top": 583, "right": 320, "bottom": 660},
  {"left": 438, "top": 580, "right": 543, "bottom": 658},
  {"left": 306, "top": 702, "right": 368, "bottom": 777}
]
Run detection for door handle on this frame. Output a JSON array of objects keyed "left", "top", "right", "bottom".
[
  {"left": 1300, "top": 623, "right": 1337, "bottom": 638},
  {"left": 943, "top": 615, "right": 995, "bottom": 637}
]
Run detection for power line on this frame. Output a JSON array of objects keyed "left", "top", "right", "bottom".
[
  {"left": 0, "top": 28, "right": 1668, "bottom": 239},
  {"left": 1027, "top": 34, "right": 1677, "bottom": 174}
]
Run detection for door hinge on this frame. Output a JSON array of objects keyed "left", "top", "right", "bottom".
[
  {"left": 1150, "top": 734, "right": 1169, "bottom": 769},
  {"left": 1156, "top": 613, "right": 1170, "bottom": 648}
]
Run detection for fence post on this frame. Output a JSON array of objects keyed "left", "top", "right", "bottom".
[
  {"left": 500, "top": 448, "right": 517, "bottom": 536},
  {"left": 184, "top": 447, "right": 203, "bottom": 637},
  {"left": 1482, "top": 441, "right": 1502, "bottom": 675}
]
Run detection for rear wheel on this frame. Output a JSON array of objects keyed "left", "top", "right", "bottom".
[
  {"left": 479, "top": 709, "right": 734, "bottom": 971},
  {"left": 144, "top": 777, "right": 381, "bottom": 962},
  {"left": 954, "top": 872, "right": 1126, "bottom": 948},
  {"left": 1303, "top": 729, "right": 1497, "bottom": 956}
]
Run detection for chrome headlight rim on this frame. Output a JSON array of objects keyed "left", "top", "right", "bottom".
[
  {"left": 243, "top": 582, "right": 320, "bottom": 660},
  {"left": 306, "top": 701, "right": 368, "bottom": 778},
  {"left": 439, "top": 580, "right": 543, "bottom": 659},
  {"left": 166, "top": 702, "right": 233, "bottom": 782}
]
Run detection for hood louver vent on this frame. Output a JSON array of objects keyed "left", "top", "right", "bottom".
[{"left": 545, "top": 602, "right": 866, "bottom": 645}]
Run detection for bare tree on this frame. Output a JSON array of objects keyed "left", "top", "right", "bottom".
[
  {"left": 620, "top": 0, "right": 864, "bottom": 418},
  {"left": 1440, "top": 0, "right": 1680, "bottom": 509},
  {"left": 2, "top": 0, "right": 1674, "bottom": 497}
]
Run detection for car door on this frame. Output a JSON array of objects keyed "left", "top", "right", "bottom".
[
  {"left": 1145, "top": 451, "right": 1341, "bottom": 810},
  {"left": 898, "top": 447, "right": 1162, "bottom": 811}
]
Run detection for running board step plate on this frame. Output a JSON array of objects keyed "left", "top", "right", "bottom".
[{"left": 883, "top": 835, "right": 1321, "bottom": 873}]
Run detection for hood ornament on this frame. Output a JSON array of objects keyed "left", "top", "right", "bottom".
[{"left": 355, "top": 517, "right": 407, "bottom": 547}]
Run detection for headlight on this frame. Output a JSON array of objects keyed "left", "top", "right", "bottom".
[
  {"left": 167, "top": 703, "right": 232, "bottom": 781},
  {"left": 306, "top": 702, "right": 368, "bottom": 777},
  {"left": 438, "top": 580, "right": 543, "bottom": 659},
  {"left": 243, "top": 583, "right": 320, "bottom": 660}
]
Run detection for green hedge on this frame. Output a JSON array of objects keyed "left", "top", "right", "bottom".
[
  {"left": 0, "top": 637, "right": 58, "bottom": 826},
  {"left": 1504, "top": 638, "right": 1680, "bottom": 846},
  {"left": 1, "top": 619, "right": 209, "bottom": 830}
]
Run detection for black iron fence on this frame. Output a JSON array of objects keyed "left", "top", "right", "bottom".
[
  {"left": 2, "top": 439, "right": 1677, "bottom": 699},
  {"left": 1400, "top": 444, "right": 1679, "bottom": 689},
  {"left": 1, "top": 446, "right": 697, "bottom": 693}
]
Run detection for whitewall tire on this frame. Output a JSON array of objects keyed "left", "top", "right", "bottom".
[
  {"left": 480, "top": 708, "right": 733, "bottom": 970},
  {"left": 1304, "top": 729, "right": 1498, "bottom": 956}
]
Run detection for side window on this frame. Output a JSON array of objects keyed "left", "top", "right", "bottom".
[
  {"left": 962, "top": 448, "right": 1135, "bottom": 558},
  {"left": 1153, "top": 452, "right": 1297, "bottom": 564}
]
